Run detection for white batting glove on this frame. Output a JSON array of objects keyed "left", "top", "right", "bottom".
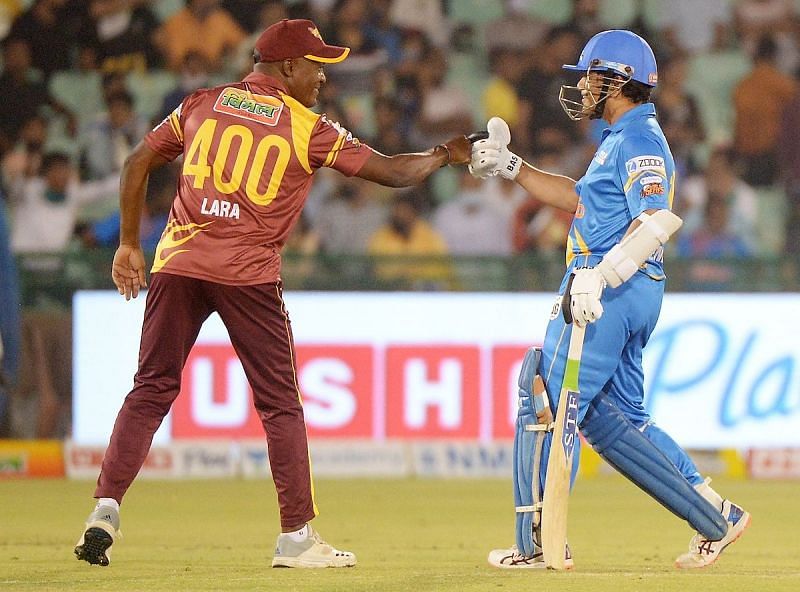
[
  {"left": 569, "top": 267, "right": 606, "bottom": 327},
  {"left": 469, "top": 117, "right": 522, "bottom": 180}
]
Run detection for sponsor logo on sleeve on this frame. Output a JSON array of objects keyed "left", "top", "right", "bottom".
[
  {"left": 593, "top": 149, "right": 607, "bottom": 165},
  {"left": 213, "top": 88, "right": 283, "bottom": 126},
  {"left": 640, "top": 175, "right": 665, "bottom": 185},
  {"left": 321, "top": 115, "right": 361, "bottom": 147},
  {"left": 640, "top": 182, "right": 665, "bottom": 197},
  {"left": 626, "top": 155, "right": 665, "bottom": 175}
]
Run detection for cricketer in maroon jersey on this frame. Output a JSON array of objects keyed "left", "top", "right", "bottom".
[{"left": 75, "top": 18, "right": 474, "bottom": 569}]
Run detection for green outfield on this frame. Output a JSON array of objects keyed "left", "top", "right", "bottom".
[{"left": 1, "top": 476, "right": 799, "bottom": 591}]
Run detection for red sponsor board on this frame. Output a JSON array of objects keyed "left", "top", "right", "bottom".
[
  {"left": 169, "top": 343, "right": 531, "bottom": 440},
  {"left": 385, "top": 345, "right": 480, "bottom": 438},
  {"left": 297, "top": 345, "right": 373, "bottom": 437}
]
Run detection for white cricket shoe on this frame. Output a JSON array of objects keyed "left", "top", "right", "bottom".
[
  {"left": 74, "top": 504, "right": 120, "bottom": 566},
  {"left": 675, "top": 500, "right": 751, "bottom": 569},
  {"left": 271, "top": 525, "right": 356, "bottom": 568},
  {"left": 488, "top": 544, "right": 574, "bottom": 570}
]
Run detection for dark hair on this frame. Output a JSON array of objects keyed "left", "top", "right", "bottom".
[
  {"left": 41, "top": 152, "right": 71, "bottom": 172},
  {"left": 106, "top": 90, "right": 134, "bottom": 108},
  {"left": 620, "top": 79, "right": 652, "bottom": 104},
  {"left": 755, "top": 35, "right": 778, "bottom": 61}
]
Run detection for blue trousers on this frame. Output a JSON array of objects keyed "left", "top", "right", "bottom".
[{"left": 538, "top": 271, "right": 703, "bottom": 489}]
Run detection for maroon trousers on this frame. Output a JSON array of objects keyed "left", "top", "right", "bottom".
[{"left": 96, "top": 272, "right": 316, "bottom": 528}]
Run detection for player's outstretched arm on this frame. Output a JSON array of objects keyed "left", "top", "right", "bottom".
[
  {"left": 113, "top": 141, "right": 170, "bottom": 300},
  {"left": 355, "top": 134, "right": 473, "bottom": 187},
  {"left": 470, "top": 117, "right": 579, "bottom": 214}
]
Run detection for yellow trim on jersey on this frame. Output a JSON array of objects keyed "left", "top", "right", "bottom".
[
  {"left": 279, "top": 92, "right": 319, "bottom": 174},
  {"left": 151, "top": 220, "right": 212, "bottom": 273},
  {"left": 322, "top": 132, "right": 345, "bottom": 167},
  {"left": 168, "top": 110, "right": 183, "bottom": 142},
  {"left": 565, "top": 226, "right": 591, "bottom": 266},
  {"left": 573, "top": 226, "right": 590, "bottom": 256},
  {"left": 623, "top": 167, "right": 667, "bottom": 193},
  {"left": 275, "top": 283, "right": 319, "bottom": 518},
  {"left": 668, "top": 170, "right": 675, "bottom": 208}
]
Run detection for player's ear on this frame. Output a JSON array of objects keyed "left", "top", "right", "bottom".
[{"left": 281, "top": 58, "right": 295, "bottom": 77}]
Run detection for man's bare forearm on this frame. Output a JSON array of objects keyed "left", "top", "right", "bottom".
[
  {"left": 356, "top": 147, "right": 451, "bottom": 187},
  {"left": 516, "top": 164, "right": 579, "bottom": 213},
  {"left": 119, "top": 142, "right": 170, "bottom": 246}
]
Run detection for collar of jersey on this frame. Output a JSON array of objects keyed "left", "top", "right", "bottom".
[
  {"left": 241, "top": 71, "right": 289, "bottom": 94},
  {"left": 605, "top": 102, "right": 656, "bottom": 135}
]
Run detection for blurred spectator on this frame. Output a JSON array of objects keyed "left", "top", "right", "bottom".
[
  {"left": 483, "top": 47, "right": 528, "bottom": 147},
  {"left": 484, "top": 1, "right": 548, "bottom": 52},
  {"left": 414, "top": 47, "right": 473, "bottom": 146},
  {"left": 83, "top": 0, "right": 161, "bottom": 75},
  {"left": 779, "top": 84, "right": 800, "bottom": 254},
  {"left": 677, "top": 192, "right": 754, "bottom": 291},
  {"left": 392, "top": 30, "right": 432, "bottom": 133},
  {"left": 0, "top": 0, "right": 22, "bottom": 40},
  {"left": 369, "top": 94, "right": 414, "bottom": 155},
  {"left": 733, "top": 35, "right": 797, "bottom": 186},
  {"left": 0, "top": 38, "right": 62, "bottom": 155},
  {"left": 657, "top": 56, "right": 706, "bottom": 178},
  {"left": 0, "top": 190, "right": 21, "bottom": 437},
  {"left": 325, "top": 0, "right": 389, "bottom": 97},
  {"left": 80, "top": 90, "right": 150, "bottom": 180},
  {"left": 6, "top": 0, "right": 75, "bottom": 79},
  {"left": 657, "top": 0, "right": 733, "bottom": 56},
  {"left": 481, "top": 175, "right": 528, "bottom": 238},
  {"left": 511, "top": 199, "right": 573, "bottom": 255},
  {"left": 7, "top": 152, "right": 117, "bottom": 254},
  {"left": 80, "top": 162, "right": 177, "bottom": 252},
  {"left": 735, "top": 0, "right": 798, "bottom": 75},
  {"left": 48, "top": 45, "right": 106, "bottom": 131},
  {"left": 158, "top": 51, "right": 212, "bottom": 121},
  {"left": 232, "top": 0, "right": 289, "bottom": 77},
  {"left": 517, "top": 26, "right": 583, "bottom": 155},
  {"left": 363, "top": 0, "right": 404, "bottom": 65},
  {"left": 284, "top": 211, "right": 321, "bottom": 257},
  {"left": 677, "top": 193, "right": 754, "bottom": 259},
  {"left": 388, "top": 0, "right": 448, "bottom": 47},
  {"left": 316, "top": 177, "right": 387, "bottom": 254},
  {"left": 155, "top": 0, "right": 246, "bottom": 72},
  {"left": 368, "top": 191, "right": 451, "bottom": 288},
  {"left": 567, "top": 0, "right": 606, "bottom": 40},
  {"left": 1, "top": 115, "right": 48, "bottom": 184},
  {"left": 679, "top": 147, "right": 759, "bottom": 253},
  {"left": 223, "top": 0, "right": 276, "bottom": 32},
  {"left": 433, "top": 171, "right": 511, "bottom": 255}
]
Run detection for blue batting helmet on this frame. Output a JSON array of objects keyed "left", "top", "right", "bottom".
[{"left": 563, "top": 30, "right": 658, "bottom": 87}]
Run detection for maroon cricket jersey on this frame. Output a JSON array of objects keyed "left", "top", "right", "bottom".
[{"left": 144, "top": 71, "right": 373, "bottom": 284}]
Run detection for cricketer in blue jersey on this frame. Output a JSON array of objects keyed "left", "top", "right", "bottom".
[{"left": 470, "top": 30, "right": 750, "bottom": 570}]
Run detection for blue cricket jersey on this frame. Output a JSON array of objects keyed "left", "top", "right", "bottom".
[{"left": 566, "top": 103, "right": 674, "bottom": 281}]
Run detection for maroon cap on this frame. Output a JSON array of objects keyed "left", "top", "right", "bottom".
[{"left": 255, "top": 19, "right": 350, "bottom": 64}]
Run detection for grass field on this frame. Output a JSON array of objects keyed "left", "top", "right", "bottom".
[{"left": 1, "top": 476, "right": 799, "bottom": 591}]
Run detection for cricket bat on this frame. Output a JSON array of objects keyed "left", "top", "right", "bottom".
[{"left": 541, "top": 321, "right": 586, "bottom": 570}]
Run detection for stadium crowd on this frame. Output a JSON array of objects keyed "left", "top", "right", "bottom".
[{"left": 1, "top": 0, "right": 800, "bottom": 437}]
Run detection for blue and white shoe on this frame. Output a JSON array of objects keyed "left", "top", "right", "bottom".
[
  {"left": 488, "top": 543, "right": 574, "bottom": 570},
  {"left": 675, "top": 500, "right": 751, "bottom": 569}
]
